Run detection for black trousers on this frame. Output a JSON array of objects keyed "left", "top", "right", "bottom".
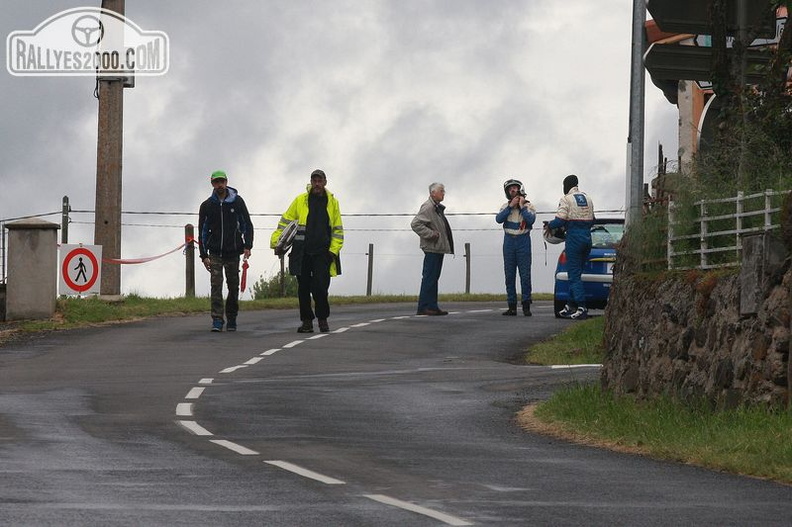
[{"left": 297, "top": 253, "right": 331, "bottom": 321}]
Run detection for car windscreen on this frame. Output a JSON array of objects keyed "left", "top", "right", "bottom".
[{"left": 590, "top": 223, "right": 624, "bottom": 248}]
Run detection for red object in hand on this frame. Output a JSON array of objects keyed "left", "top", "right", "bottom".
[{"left": 240, "top": 259, "right": 249, "bottom": 291}]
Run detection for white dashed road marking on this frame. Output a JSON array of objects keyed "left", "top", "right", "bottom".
[
  {"left": 264, "top": 460, "right": 346, "bottom": 485},
  {"left": 176, "top": 420, "right": 213, "bottom": 436},
  {"left": 184, "top": 387, "right": 205, "bottom": 400},
  {"left": 363, "top": 494, "right": 473, "bottom": 526},
  {"left": 176, "top": 308, "right": 501, "bottom": 525},
  {"left": 210, "top": 439, "right": 259, "bottom": 456}
]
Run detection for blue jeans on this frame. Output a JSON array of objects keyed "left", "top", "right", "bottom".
[
  {"left": 503, "top": 233, "right": 532, "bottom": 304},
  {"left": 417, "top": 252, "right": 444, "bottom": 312}
]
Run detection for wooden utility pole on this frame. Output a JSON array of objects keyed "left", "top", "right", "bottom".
[{"left": 94, "top": 0, "right": 125, "bottom": 295}]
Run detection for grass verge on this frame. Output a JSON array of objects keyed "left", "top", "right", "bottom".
[{"left": 521, "top": 318, "right": 792, "bottom": 486}]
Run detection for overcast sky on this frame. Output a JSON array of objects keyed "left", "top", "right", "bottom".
[{"left": 1, "top": 0, "right": 678, "bottom": 300}]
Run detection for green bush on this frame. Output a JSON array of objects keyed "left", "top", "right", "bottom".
[{"left": 251, "top": 272, "right": 298, "bottom": 299}]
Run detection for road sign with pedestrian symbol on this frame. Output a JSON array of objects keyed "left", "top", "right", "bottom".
[{"left": 59, "top": 244, "right": 102, "bottom": 295}]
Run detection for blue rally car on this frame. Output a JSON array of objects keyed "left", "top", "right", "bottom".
[{"left": 553, "top": 218, "right": 624, "bottom": 317}]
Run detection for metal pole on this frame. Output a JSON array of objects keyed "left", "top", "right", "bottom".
[
  {"left": 366, "top": 243, "right": 374, "bottom": 296},
  {"left": 185, "top": 224, "right": 195, "bottom": 298},
  {"left": 94, "top": 0, "right": 125, "bottom": 296},
  {"left": 464, "top": 242, "right": 471, "bottom": 294},
  {"left": 627, "top": 0, "right": 646, "bottom": 227},
  {"left": 61, "top": 196, "right": 70, "bottom": 244},
  {"left": 279, "top": 255, "right": 286, "bottom": 297}
]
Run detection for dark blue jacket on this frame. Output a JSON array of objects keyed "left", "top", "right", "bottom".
[{"left": 198, "top": 187, "right": 254, "bottom": 258}]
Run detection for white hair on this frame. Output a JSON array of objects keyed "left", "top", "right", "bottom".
[{"left": 429, "top": 182, "right": 444, "bottom": 193}]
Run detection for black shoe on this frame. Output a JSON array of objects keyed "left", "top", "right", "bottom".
[
  {"left": 318, "top": 319, "right": 330, "bottom": 332},
  {"left": 522, "top": 302, "right": 532, "bottom": 317},
  {"left": 226, "top": 318, "right": 237, "bottom": 331},
  {"left": 297, "top": 320, "right": 314, "bottom": 333},
  {"left": 503, "top": 303, "right": 517, "bottom": 316}
]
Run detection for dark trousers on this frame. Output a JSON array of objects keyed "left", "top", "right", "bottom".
[
  {"left": 298, "top": 253, "right": 331, "bottom": 321},
  {"left": 209, "top": 254, "right": 240, "bottom": 322},
  {"left": 417, "top": 252, "right": 444, "bottom": 312}
]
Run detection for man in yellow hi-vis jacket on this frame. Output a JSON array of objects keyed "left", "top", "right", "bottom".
[{"left": 271, "top": 169, "right": 343, "bottom": 333}]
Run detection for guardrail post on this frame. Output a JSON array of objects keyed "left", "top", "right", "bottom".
[
  {"left": 366, "top": 243, "right": 374, "bottom": 296},
  {"left": 700, "top": 201, "right": 707, "bottom": 268},
  {"left": 184, "top": 224, "right": 195, "bottom": 298},
  {"left": 667, "top": 200, "right": 674, "bottom": 270},
  {"left": 464, "top": 242, "right": 471, "bottom": 294},
  {"left": 736, "top": 191, "right": 744, "bottom": 262}
]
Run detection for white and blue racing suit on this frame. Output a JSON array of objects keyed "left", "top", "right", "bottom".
[
  {"left": 495, "top": 200, "right": 536, "bottom": 305},
  {"left": 547, "top": 186, "right": 594, "bottom": 309}
]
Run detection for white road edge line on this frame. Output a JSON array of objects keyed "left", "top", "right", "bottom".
[
  {"left": 199, "top": 378, "right": 214, "bottom": 384},
  {"left": 176, "top": 420, "right": 213, "bottom": 436},
  {"left": 363, "top": 494, "right": 473, "bottom": 526},
  {"left": 307, "top": 334, "right": 328, "bottom": 340},
  {"left": 550, "top": 364, "right": 602, "bottom": 369},
  {"left": 210, "top": 439, "right": 259, "bottom": 456},
  {"left": 184, "top": 387, "right": 205, "bottom": 400},
  {"left": 332, "top": 327, "right": 350, "bottom": 333},
  {"left": 283, "top": 340, "right": 303, "bottom": 348},
  {"left": 350, "top": 322, "right": 370, "bottom": 328},
  {"left": 264, "top": 460, "right": 345, "bottom": 485},
  {"left": 175, "top": 403, "right": 193, "bottom": 417},
  {"left": 261, "top": 348, "right": 280, "bottom": 356},
  {"left": 244, "top": 357, "right": 263, "bottom": 365},
  {"left": 467, "top": 309, "right": 494, "bottom": 313},
  {"left": 369, "top": 318, "right": 386, "bottom": 323}
]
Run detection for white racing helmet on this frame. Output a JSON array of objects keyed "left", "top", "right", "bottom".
[
  {"left": 543, "top": 223, "right": 566, "bottom": 244},
  {"left": 503, "top": 179, "right": 526, "bottom": 199}
]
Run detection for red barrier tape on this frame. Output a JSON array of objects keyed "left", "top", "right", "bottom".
[{"left": 102, "top": 238, "right": 195, "bottom": 265}]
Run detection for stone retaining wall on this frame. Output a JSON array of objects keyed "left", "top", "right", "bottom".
[{"left": 601, "top": 265, "right": 791, "bottom": 409}]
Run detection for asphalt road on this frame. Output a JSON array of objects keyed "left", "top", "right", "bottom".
[{"left": 0, "top": 301, "right": 790, "bottom": 526}]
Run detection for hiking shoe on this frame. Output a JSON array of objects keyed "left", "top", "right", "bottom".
[
  {"left": 558, "top": 305, "right": 574, "bottom": 318},
  {"left": 211, "top": 319, "right": 223, "bottom": 332},
  {"left": 570, "top": 307, "right": 588, "bottom": 320},
  {"left": 318, "top": 319, "right": 330, "bottom": 333},
  {"left": 226, "top": 319, "right": 237, "bottom": 332},
  {"left": 502, "top": 308, "right": 517, "bottom": 316},
  {"left": 522, "top": 303, "right": 532, "bottom": 317},
  {"left": 297, "top": 320, "right": 314, "bottom": 333}
]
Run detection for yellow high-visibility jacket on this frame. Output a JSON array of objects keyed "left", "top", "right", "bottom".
[{"left": 270, "top": 187, "right": 344, "bottom": 276}]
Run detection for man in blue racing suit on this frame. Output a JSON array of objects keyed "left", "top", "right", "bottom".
[
  {"left": 545, "top": 174, "right": 594, "bottom": 320},
  {"left": 495, "top": 179, "right": 536, "bottom": 316}
]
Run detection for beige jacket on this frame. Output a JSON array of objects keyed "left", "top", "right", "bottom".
[{"left": 411, "top": 198, "right": 454, "bottom": 254}]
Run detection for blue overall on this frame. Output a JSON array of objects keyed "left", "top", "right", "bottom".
[
  {"left": 496, "top": 204, "right": 535, "bottom": 305},
  {"left": 502, "top": 233, "right": 532, "bottom": 304}
]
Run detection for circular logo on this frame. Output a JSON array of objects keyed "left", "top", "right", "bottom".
[{"left": 71, "top": 15, "right": 104, "bottom": 47}]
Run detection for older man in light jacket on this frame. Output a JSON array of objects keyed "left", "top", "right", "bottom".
[{"left": 411, "top": 182, "right": 454, "bottom": 316}]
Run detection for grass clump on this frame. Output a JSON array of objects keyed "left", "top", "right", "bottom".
[
  {"left": 530, "top": 383, "right": 792, "bottom": 485},
  {"left": 524, "top": 316, "right": 604, "bottom": 365}
]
